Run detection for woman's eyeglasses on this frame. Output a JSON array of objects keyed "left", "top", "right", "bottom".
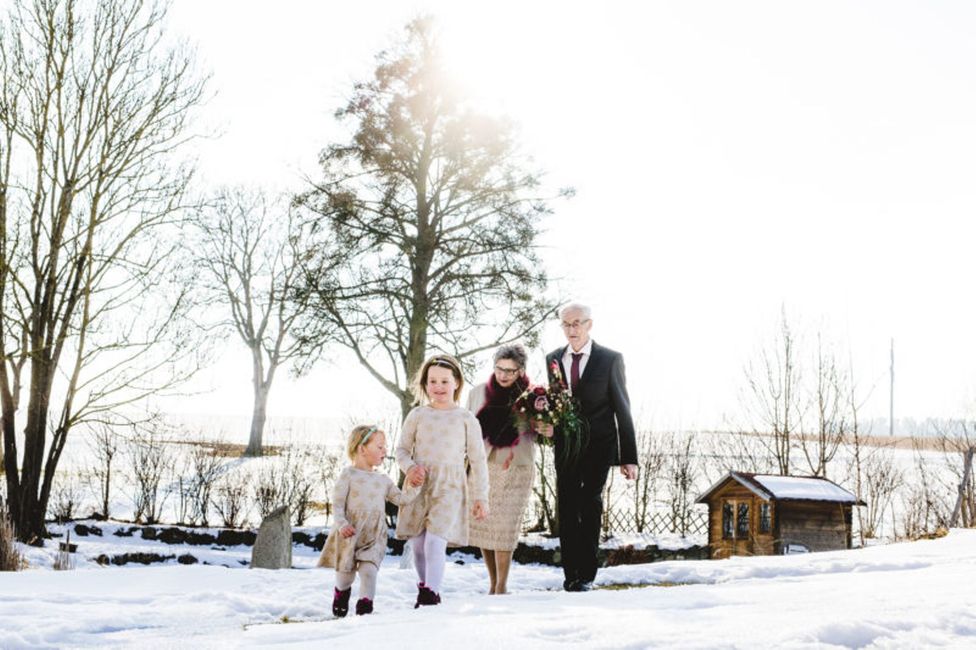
[{"left": 494, "top": 366, "right": 520, "bottom": 376}]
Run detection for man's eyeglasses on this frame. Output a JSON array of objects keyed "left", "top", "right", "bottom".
[
  {"left": 560, "top": 319, "right": 590, "bottom": 330},
  {"left": 494, "top": 366, "right": 521, "bottom": 377}
]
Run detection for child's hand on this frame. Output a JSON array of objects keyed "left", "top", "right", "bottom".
[
  {"left": 340, "top": 525, "right": 356, "bottom": 538},
  {"left": 406, "top": 464, "right": 426, "bottom": 487},
  {"left": 536, "top": 422, "right": 554, "bottom": 438},
  {"left": 473, "top": 500, "right": 488, "bottom": 521}
]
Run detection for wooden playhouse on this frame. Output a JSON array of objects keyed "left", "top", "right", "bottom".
[{"left": 696, "top": 471, "right": 865, "bottom": 559}]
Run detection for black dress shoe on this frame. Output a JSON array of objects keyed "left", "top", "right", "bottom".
[{"left": 564, "top": 578, "right": 594, "bottom": 592}]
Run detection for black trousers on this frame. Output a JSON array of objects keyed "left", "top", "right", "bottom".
[{"left": 555, "top": 459, "right": 611, "bottom": 584}]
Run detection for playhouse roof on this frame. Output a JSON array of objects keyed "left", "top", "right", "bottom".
[{"left": 696, "top": 471, "right": 864, "bottom": 505}]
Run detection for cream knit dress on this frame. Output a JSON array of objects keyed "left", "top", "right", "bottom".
[
  {"left": 317, "top": 467, "right": 417, "bottom": 571},
  {"left": 466, "top": 383, "right": 538, "bottom": 551},
  {"left": 394, "top": 405, "right": 489, "bottom": 546}
]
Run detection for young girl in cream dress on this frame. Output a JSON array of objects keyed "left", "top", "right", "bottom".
[
  {"left": 395, "top": 354, "right": 490, "bottom": 607},
  {"left": 318, "top": 425, "right": 424, "bottom": 616}
]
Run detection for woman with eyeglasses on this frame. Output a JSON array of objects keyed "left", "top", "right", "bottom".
[{"left": 466, "top": 344, "right": 540, "bottom": 595}]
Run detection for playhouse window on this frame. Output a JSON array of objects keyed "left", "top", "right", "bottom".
[
  {"left": 722, "top": 502, "right": 734, "bottom": 538},
  {"left": 736, "top": 503, "right": 749, "bottom": 536},
  {"left": 759, "top": 503, "right": 771, "bottom": 533}
]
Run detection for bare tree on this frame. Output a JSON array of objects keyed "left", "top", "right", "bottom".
[
  {"left": 173, "top": 462, "right": 193, "bottom": 526},
  {"left": 859, "top": 446, "right": 902, "bottom": 539},
  {"left": 531, "top": 445, "right": 558, "bottom": 534},
  {"left": 185, "top": 444, "right": 223, "bottom": 525},
  {"left": 632, "top": 429, "right": 666, "bottom": 533},
  {"left": 295, "top": 17, "right": 566, "bottom": 417},
  {"left": 283, "top": 445, "right": 315, "bottom": 526},
  {"left": 715, "top": 423, "right": 778, "bottom": 475},
  {"left": 213, "top": 468, "right": 251, "bottom": 529},
  {"left": 49, "top": 475, "right": 84, "bottom": 523},
  {"left": 127, "top": 425, "right": 173, "bottom": 525},
  {"left": 846, "top": 378, "right": 868, "bottom": 545},
  {"left": 600, "top": 471, "right": 626, "bottom": 538},
  {"left": 739, "top": 309, "right": 805, "bottom": 475},
  {"left": 0, "top": 0, "right": 207, "bottom": 541},
  {"left": 940, "top": 421, "right": 976, "bottom": 528},
  {"left": 664, "top": 432, "right": 698, "bottom": 535},
  {"left": 85, "top": 423, "right": 123, "bottom": 520},
  {"left": 252, "top": 462, "right": 287, "bottom": 520},
  {"left": 950, "top": 446, "right": 975, "bottom": 528},
  {"left": 315, "top": 448, "right": 341, "bottom": 494},
  {"left": 799, "top": 333, "right": 848, "bottom": 477},
  {"left": 194, "top": 190, "right": 318, "bottom": 456}
]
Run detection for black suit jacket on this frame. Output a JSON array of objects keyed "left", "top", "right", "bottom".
[{"left": 546, "top": 341, "right": 637, "bottom": 467}]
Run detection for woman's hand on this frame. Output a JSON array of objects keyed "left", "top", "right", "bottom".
[
  {"left": 502, "top": 448, "right": 515, "bottom": 471},
  {"left": 340, "top": 525, "right": 356, "bottom": 538},
  {"left": 473, "top": 500, "right": 489, "bottom": 521},
  {"left": 406, "top": 464, "right": 426, "bottom": 487},
  {"left": 536, "top": 422, "right": 554, "bottom": 438}
]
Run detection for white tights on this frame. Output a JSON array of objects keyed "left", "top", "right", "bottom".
[
  {"left": 335, "top": 562, "right": 378, "bottom": 600},
  {"left": 411, "top": 530, "right": 447, "bottom": 593}
]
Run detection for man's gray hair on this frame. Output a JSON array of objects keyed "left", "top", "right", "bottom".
[
  {"left": 559, "top": 302, "right": 592, "bottom": 321},
  {"left": 493, "top": 343, "right": 528, "bottom": 369}
]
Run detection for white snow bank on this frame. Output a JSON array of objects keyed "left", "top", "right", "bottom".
[{"left": 0, "top": 530, "right": 974, "bottom": 648}]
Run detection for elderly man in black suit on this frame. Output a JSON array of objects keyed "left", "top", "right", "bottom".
[{"left": 541, "top": 302, "right": 637, "bottom": 592}]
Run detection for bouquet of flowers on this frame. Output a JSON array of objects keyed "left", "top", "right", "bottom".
[{"left": 512, "top": 361, "right": 588, "bottom": 467}]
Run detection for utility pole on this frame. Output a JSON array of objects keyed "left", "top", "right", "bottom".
[{"left": 889, "top": 338, "right": 894, "bottom": 437}]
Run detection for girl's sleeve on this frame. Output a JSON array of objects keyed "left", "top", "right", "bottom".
[
  {"left": 331, "top": 468, "right": 352, "bottom": 529},
  {"left": 385, "top": 475, "right": 420, "bottom": 505},
  {"left": 396, "top": 408, "right": 419, "bottom": 473},
  {"left": 465, "top": 412, "right": 490, "bottom": 502}
]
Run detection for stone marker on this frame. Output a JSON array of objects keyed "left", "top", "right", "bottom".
[{"left": 251, "top": 506, "right": 292, "bottom": 569}]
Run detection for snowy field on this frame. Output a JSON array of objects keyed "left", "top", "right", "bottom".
[{"left": 2, "top": 529, "right": 975, "bottom": 649}]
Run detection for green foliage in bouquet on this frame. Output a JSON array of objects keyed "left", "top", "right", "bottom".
[{"left": 513, "top": 363, "right": 588, "bottom": 468}]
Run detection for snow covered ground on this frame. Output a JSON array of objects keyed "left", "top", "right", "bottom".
[{"left": 2, "top": 529, "right": 975, "bottom": 648}]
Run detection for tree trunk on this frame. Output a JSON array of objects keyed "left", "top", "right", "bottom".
[
  {"left": 14, "top": 361, "right": 56, "bottom": 543},
  {"left": 102, "top": 460, "right": 112, "bottom": 520},
  {"left": 950, "top": 447, "right": 975, "bottom": 528},
  {"left": 245, "top": 383, "right": 270, "bottom": 457}
]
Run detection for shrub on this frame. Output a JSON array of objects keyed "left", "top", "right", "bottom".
[
  {"left": 0, "top": 500, "right": 24, "bottom": 571},
  {"left": 214, "top": 470, "right": 250, "bottom": 528}
]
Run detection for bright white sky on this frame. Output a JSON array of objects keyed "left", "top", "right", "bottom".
[{"left": 163, "top": 0, "right": 976, "bottom": 433}]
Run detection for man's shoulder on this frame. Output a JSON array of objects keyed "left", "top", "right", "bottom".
[
  {"left": 545, "top": 346, "right": 565, "bottom": 361},
  {"left": 591, "top": 342, "right": 623, "bottom": 361}
]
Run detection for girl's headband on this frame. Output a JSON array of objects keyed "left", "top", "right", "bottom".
[
  {"left": 429, "top": 356, "right": 458, "bottom": 370},
  {"left": 359, "top": 426, "right": 378, "bottom": 448}
]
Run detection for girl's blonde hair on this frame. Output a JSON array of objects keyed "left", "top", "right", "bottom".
[
  {"left": 412, "top": 354, "right": 465, "bottom": 405},
  {"left": 347, "top": 424, "right": 383, "bottom": 460}
]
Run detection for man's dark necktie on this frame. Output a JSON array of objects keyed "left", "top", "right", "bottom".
[{"left": 570, "top": 352, "right": 583, "bottom": 395}]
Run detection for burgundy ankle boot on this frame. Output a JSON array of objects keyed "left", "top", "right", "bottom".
[
  {"left": 355, "top": 597, "right": 373, "bottom": 615},
  {"left": 332, "top": 587, "right": 351, "bottom": 617},
  {"left": 415, "top": 585, "right": 441, "bottom": 608}
]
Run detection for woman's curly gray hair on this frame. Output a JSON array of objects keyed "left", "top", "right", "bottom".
[{"left": 493, "top": 343, "right": 527, "bottom": 369}]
